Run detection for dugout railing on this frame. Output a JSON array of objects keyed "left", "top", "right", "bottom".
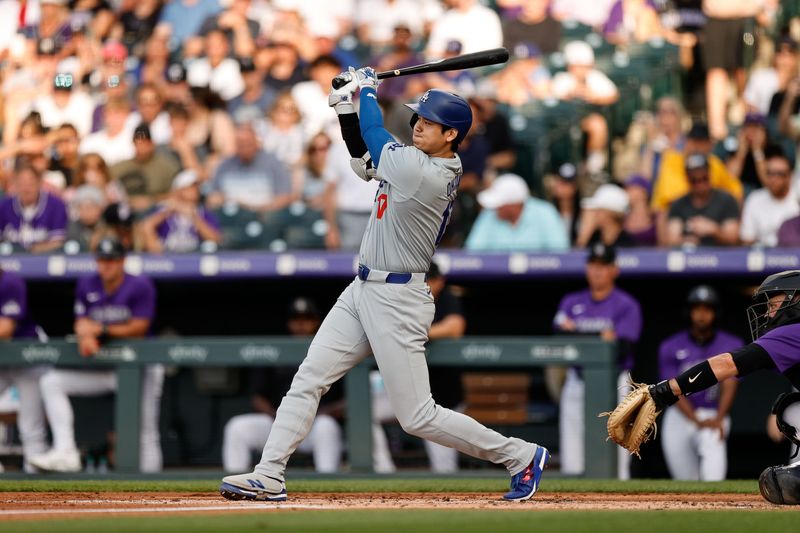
[{"left": 3, "top": 337, "right": 617, "bottom": 477}]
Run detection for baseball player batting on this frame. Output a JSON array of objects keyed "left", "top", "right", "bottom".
[{"left": 220, "top": 66, "right": 548, "bottom": 502}]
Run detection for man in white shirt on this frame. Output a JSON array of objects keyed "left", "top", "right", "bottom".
[
  {"left": 355, "top": 0, "right": 430, "bottom": 46},
  {"left": 740, "top": 147, "right": 799, "bottom": 247},
  {"left": 551, "top": 0, "right": 617, "bottom": 28},
  {"left": 552, "top": 41, "right": 618, "bottom": 175},
  {"left": 291, "top": 55, "right": 342, "bottom": 141},
  {"left": 743, "top": 36, "right": 798, "bottom": 116},
  {"left": 79, "top": 97, "right": 136, "bottom": 166},
  {"left": 425, "top": 0, "right": 502, "bottom": 58},
  {"left": 186, "top": 28, "right": 244, "bottom": 101},
  {"left": 33, "top": 73, "right": 94, "bottom": 137},
  {"left": 323, "top": 141, "right": 377, "bottom": 249}
]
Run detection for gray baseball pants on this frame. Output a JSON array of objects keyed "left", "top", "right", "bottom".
[{"left": 255, "top": 276, "right": 536, "bottom": 480}]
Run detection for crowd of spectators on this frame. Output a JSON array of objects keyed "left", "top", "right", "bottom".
[{"left": 0, "top": 0, "right": 798, "bottom": 256}]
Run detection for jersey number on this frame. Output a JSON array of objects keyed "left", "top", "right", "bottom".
[
  {"left": 376, "top": 194, "right": 388, "bottom": 219},
  {"left": 435, "top": 200, "right": 454, "bottom": 246}
]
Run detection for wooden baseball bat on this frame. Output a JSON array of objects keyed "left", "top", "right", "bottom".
[{"left": 332, "top": 48, "right": 509, "bottom": 89}]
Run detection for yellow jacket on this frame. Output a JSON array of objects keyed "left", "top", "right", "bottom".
[{"left": 651, "top": 150, "right": 743, "bottom": 212}]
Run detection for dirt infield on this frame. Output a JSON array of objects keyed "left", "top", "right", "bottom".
[{"left": 0, "top": 491, "right": 777, "bottom": 520}]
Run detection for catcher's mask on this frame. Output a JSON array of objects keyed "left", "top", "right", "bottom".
[{"left": 747, "top": 270, "right": 800, "bottom": 341}]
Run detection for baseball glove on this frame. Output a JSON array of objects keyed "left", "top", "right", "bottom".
[{"left": 598, "top": 381, "right": 661, "bottom": 458}]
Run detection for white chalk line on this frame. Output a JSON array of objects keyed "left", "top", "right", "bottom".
[{"left": 2, "top": 503, "right": 327, "bottom": 516}]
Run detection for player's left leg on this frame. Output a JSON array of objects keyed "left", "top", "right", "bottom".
[
  {"left": 139, "top": 365, "right": 165, "bottom": 473},
  {"left": 221, "top": 282, "right": 371, "bottom": 501},
  {"left": 8, "top": 368, "right": 48, "bottom": 471},
  {"left": 359, "top": 281, "right": 544, "bottom": 500},
  {"left": 660, "top": 406, "right": 702, "bottom": 480},
  {"left": 616, "top": 372, "right": 632, "bottom": 480},
  {"left": 696, "top": 407, "right": 729, "bottom": 481},
  {"left": 559, "top": 369, "right": 585, "bottom": 475},
  {"left": 371, "top": 370, "right": 397, "bottom": 473}
]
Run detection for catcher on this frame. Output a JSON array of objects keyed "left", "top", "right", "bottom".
[{"left": 603, "top": 269, "right": 800, "bottom": 504}]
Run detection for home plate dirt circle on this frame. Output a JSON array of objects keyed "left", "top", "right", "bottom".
[{"left": 0, "top": 492, "right": 780, "bottom": 520}]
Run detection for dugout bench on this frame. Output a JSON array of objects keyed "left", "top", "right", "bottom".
[{"left": 3, "top": 337, "right": 617, "bottom": 477}]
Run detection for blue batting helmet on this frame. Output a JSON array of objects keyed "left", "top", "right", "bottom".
[{"left": 404, "top": 89, "right": 473, "bottom": 144}]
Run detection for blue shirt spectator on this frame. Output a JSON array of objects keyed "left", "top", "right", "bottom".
[
  {"left": 465, "top": 174, "right": 569, "bottom": 251},
  {"left": 159, "top": 0, "right": 222, "bottom": 50}
]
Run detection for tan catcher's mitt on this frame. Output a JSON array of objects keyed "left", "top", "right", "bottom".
[{"left": 598, "top": 382, "right": 661, "bottom": 458}]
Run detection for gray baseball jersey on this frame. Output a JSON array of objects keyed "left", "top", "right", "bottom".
[{"left": 359, "top": 142, "right": 462, "bottom": 273}]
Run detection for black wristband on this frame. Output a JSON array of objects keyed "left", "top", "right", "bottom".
[
  {"left": 675, "top": 360, "right": 718, "bottom": 396},
  {"left": 648, "top": 380, "right": 679, "bottom": 410}
]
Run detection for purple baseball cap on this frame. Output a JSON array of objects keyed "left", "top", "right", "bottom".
[{"left": 625, "top": 174, "right": 652, "bottom": 196}]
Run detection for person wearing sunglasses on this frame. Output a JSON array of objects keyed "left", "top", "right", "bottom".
[{"left": 663, "top": 152, "right": 740, "bottom": 247}]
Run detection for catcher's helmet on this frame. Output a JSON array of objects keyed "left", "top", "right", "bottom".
[
  {"left": 405, "top": 89, "right": 473, "bottom": 144},
  {"left": 747, "top": 270, "right": 800, "bottom": 340}
]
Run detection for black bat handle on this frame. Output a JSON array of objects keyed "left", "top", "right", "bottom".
[{"left": 331, "top": 73, "right": 353, "bottom": 90}]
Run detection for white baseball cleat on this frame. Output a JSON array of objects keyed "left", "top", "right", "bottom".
[
  {"left": 220, "top": 472, "right": 287, "bottom": 501},
  {"left": 28, "top": 448, "right": 82, "bottom": 473}
]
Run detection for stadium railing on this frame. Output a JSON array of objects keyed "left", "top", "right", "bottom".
[
  {"left": 2, "top": 247, "right": 796, "bottom": 280},
  {"left": 3, "top": 336, "right": 617, "bottom": 477}
]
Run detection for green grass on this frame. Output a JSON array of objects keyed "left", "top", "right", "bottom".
[
  {"left": 0, "top": 510, "right": 797, "bottom": 533},
  {"left": 0, "top": 478, "right": 758, "bottom": 494}
]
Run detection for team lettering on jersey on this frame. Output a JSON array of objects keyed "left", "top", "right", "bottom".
[
  {"left": 386, "top": 142, "right": 404, "bottom": 152},
  {"left": 446, "top": 174, "right": 461, "bottom": 200}
]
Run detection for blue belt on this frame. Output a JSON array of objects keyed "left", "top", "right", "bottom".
[{"left": 358, "top": 264, "right": 413, "bottom": 284}]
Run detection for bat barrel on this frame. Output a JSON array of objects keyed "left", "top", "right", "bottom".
[{"left": 331, "top": 48, "right": 510, "bottom": 88}]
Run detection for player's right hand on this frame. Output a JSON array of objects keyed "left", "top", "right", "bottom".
[{"left": 328, "top": 70, "right": 358, "bottom": 112}]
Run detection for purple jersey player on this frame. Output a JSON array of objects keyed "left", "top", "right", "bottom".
[
  {"left": 0, "top": 166, "right": 68, "bottom": 253},
  {"left": 0, "top": 269, "right": 40, "bottom": 339},
  {"left": 0, "top": 268, "right": 48, "bottom": 471},
  {"left": 643, "top": 270, "right": 800, "bottom": 504},
  {"left": 30, "top": 238, "right": 164, "bottom": 474},
  {"left": 554, "top": 242, "right": 642, "bottom": 478},
  {"left": 658, "top": 285, "right": 742, "bottom": 481}
]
